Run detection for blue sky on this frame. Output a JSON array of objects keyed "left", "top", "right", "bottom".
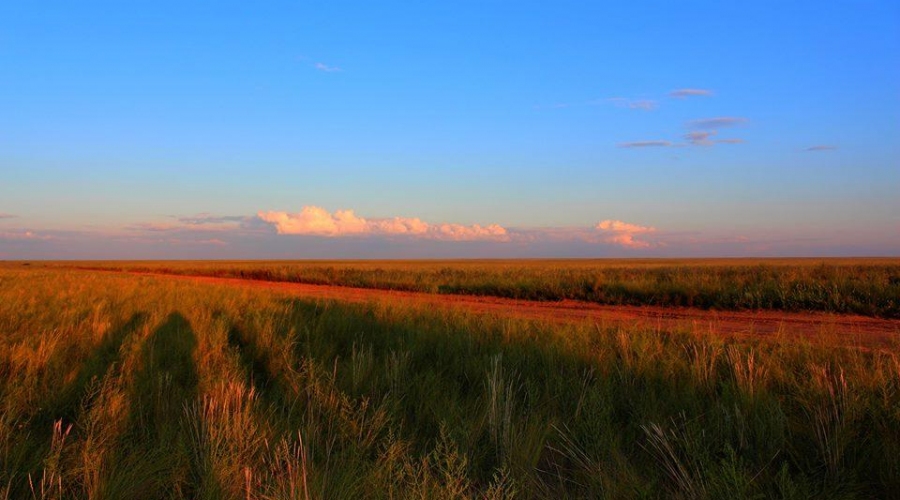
[{"left": 1, "top": 0, "right": 898, "bottom": 258}]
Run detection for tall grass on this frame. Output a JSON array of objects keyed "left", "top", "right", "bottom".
[
  {"left": 0, "top": 267, "right": 898, "bottom": 498},
  {"left": 54, "top": 258, "right": 900, "bottom": 317}
]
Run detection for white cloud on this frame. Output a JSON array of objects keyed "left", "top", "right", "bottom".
[
  {"left": 258, "top": 207, "right": 367, "bottom": 236},
  {"left": 595, "top": 220, "right": 656, "bottom": 248},
  {"left": 806, "top": 145, "right": 838, "bottom": 151},
  {"left": 258, "top": 207, "right": 509, "bottom": 241}
]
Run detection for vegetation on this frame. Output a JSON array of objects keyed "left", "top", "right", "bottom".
[
  {"left": 1, "top": 265, "right": 898, "bottom": 498},
  {"left": 62, "top": 258, "right": 900, "bottom": 318}
]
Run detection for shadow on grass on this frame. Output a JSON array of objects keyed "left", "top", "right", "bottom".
[
  {"left": 130, "top": 312, "right": 198, "bottom": 438},
  {"left": 108, "top": 312, "right": 199, "bottom": 498},
  {"left": 8, "top": 313, "right": 148, "bottom": 493},
  {"left": 227, "top": 324, "right": 291, "bottom": 409},
  {"left": 52, "top": 313, "right": 148, "bottom": 423}
]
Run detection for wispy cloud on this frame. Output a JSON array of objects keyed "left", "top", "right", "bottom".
[
  {"left": 688, "top": 117, "right": 748, "bottom": 130},
  {"left": 0, "top": 213, "right": 17, "bottom": 220},
  {"left": 607, "top": 97, "right": 659, "bottom": 111},
  {"left": 806, "top": 145, "right": 838, "bottom": 151},
  {"left": 595, "top": 220, "right": 656, "bottom": 248},
  {"left": 314, "top": 62, "right": 342, "bottom": 72},
  {"left": 177, "top": 214, "right": 250, "bottom": 225},
  {"left": 0, "top": 230, "right": 55, "bottom": 241},
  {"left": 258, "top": 206, "right": 509, "bottom": 241},
  {"left": 125, "top": 222, "right": 178, "bottom": 232},
  {"left": 716, "top": 138, "right": 744, "bottom": 144},
  {"left": 539, "top": 97, "right": 658, "bottom": 111},
  {"left": 125, "top": 214, "right": 253, "bottom": 233},
  {"left": 618, "top": 140, "right": 672, "bottom": 148},
  {"left": 167, "top": 238, "right": 228, "bottom": 246},
  {"left": 685, "top": 130, "right": 716, "bottom": 146},
  {"left": 669, "top": 88, "right": 713, "bottom": 98}
]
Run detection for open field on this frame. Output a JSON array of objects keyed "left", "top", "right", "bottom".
[
  {"left": 1, "top": 264, "right": 899, "bottom": 498},
  {"left": 59, "top": 259, "right": 900, "bottom": 318},
  {"left": 73, "top": 270, "right": 900, "bottom": 350}
]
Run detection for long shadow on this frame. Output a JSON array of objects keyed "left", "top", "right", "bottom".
[
  {"left": 8, "top": 313, "right": 147, "bottom": 494},
  {"left": 51, "top": 313, "right": 148, "bottom": 423},
  {"left": 227, "top": 321, "right": 293, "bottom": 417},
  {"left": 110, "top": 312, "right": 200, "bottom": 498},
  {"left": 129, "top": 312, "right": 198, "bottom": 439}
]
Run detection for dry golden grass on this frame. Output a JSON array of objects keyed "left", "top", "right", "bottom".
[
  {"left": 0, "top": 265, "right": 898, "bottom": 498},
  {"left": 44, "top": 257, "right": 900, "bottom": 317}
]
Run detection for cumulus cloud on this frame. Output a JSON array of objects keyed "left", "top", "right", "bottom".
[
  {"left": 688, "top": 117, "right": 748, "bottom": 130},
  {"left": 314, "top": 62, "right": 341, "bottom": 72},
  {"left": 806, "top": 145, "right": 838, "bottom": 151},
  {"left": 669, "top": 88, "right": 713, "bottom": 98},
  {"left": 258, "top": 207, "right": 509, "bottom": 241},
  {"left": 258, "top": 207, "right": 368, "bottom": 236},
  {"left": 618, "top": 140, "right": 672, "bottom": 148},
  {"left": 433, "top": 223, "right": 508, "bottom": 241},
  {"left": 595, "top": 220, "right": 656, "bottom": 248}
]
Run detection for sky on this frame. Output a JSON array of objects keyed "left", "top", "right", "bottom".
[{"left": 1, "top": 0, "right": 899, "bottom": 259}]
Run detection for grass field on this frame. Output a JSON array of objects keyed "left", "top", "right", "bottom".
[
  {"left": 63, "top": 259, "right": 900, "bottom": 318},
  {"left": 1, "top": 263, "right": 899, "bottom": 498}
]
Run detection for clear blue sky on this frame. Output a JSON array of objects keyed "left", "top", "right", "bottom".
[{"left": 2, "top": 0, "right": 898, "bottom": 258}]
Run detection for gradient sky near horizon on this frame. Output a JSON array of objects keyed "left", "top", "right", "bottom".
[{"left": 2, "top": 0, "right": 899, "bottom": 259}]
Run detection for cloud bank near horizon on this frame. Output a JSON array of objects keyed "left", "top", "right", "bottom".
[
  {"left": 258, "top": 207, "right": 510, "bottom": 241},
  {"left": 4, "top": 208, "right": 897, "bottom": 260},
  {"left": 256, "top": 207, "right": 663, "bottom": 248}
]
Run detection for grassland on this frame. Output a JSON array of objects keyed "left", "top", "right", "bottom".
[
  {"left": 63, "top": 258, "right": 900, "bottom": 318},
  {"left": 1, "top": 263, "right": 898, "bottom": 498}
]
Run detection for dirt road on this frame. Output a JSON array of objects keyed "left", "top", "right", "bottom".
[{"left": 121, "top": 271, "right": 899, "bottom": 348}]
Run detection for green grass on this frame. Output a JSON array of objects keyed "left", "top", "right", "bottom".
[
  {"left": 0, "top": 266, "right": 898, "bottom": 499},
  {"left": 50, "top": 258, "right": 900, "bottom": 318}
]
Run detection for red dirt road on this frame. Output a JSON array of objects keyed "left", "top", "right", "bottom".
[{"left": 113, "top": 271, "right": 900, "bottom": 349}]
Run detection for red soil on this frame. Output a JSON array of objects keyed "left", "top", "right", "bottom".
[{"left": 125, "top": 271, "right": 899, "bottom": 349}]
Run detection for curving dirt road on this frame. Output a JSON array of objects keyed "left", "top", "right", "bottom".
[{"left": 103, "top": 270, "right": 900, "bottom": 349}]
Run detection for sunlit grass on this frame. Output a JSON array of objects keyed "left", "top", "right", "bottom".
[
  {"left": 52, "top": 258, "right": 900, "bottom": 317},
  {"left": 0, "top": 267, "right": 898, "bottom": 498}
]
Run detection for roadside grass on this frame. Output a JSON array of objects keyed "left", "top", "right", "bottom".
[
  {"left": 0, "top": 267, "right": 897, "bottom": 498},
  {"left": 50, "top": 258, "right": 900, "bottom": 318}
]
